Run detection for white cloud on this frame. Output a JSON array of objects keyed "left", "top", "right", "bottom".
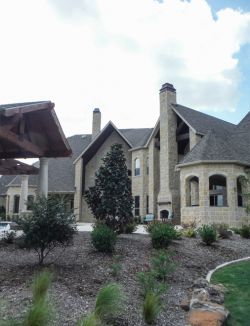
[{"left": 0, "top": 0, "right": 250, "bottom": 136}]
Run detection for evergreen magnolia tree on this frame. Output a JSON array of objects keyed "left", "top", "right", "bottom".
[{"left": 84, "top": 143, "right": 134, "bottom": 233}]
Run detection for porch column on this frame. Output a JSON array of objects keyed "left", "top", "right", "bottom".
[
  {"left": 38, "top": 157, "right": 48, "bottom": 197},
  {"left": 19, "top": 175, "right": 29, "bottom": 213}
]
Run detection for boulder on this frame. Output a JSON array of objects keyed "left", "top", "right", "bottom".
[
  {"left": 180, "top": 297, "right": 190, "bottom": 311},
  {"left": 192, "top": 278, "right": 209, "bottom": 289},
  {"left": 187, "top": 310, "right": 226, "bottom": 326},
  {"left": 190, "top": 299, "right": 229, "bottom": 319}
]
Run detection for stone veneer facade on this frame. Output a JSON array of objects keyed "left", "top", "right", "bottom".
[
  {"left": 180, "top": 163, "right": 249, "bottom": 227},
  {"left": 72, "top": 83, "right": 250, "bottom": 226}
]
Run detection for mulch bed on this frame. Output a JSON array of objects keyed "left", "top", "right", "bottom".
[{"left": 0, "top": 232, "right": 250, "bottom": 326}]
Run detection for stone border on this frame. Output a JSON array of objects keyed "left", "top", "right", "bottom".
[{"left": 206, "top": 256, "right": 250, "bottom": 282}]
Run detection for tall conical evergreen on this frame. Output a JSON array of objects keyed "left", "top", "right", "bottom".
[{"left": 84, "top": 143, "right": 134, "bottom": 233}]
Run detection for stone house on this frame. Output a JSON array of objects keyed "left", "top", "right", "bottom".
[{"left": 1, "top": 83, "right": 250, "bottom": 227}]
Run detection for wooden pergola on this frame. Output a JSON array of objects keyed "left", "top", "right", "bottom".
[{"left": 0, "top": 101, "right": 71, "bottom": 213}]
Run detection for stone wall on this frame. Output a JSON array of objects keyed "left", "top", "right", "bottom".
[
  {"left": 180, "top": 163, "right": 249, "bottom": 227},
  {"left": 148, "top": 136, "right": 160, "bottom": 217},
  {"left": 81, "top": 130, "right": 132, "bottom": 222},
  {"left": 189, "top": 129, "right": 202, "bottom": 150},
  {"left": 74, "top": 158, "right": 83, "bottom": 221},
  {"left": 6, "top": 186, "right": 37, "bottom": 217},
  {"left": 131, "top": 148, "right": 149, "bottom": 219}
]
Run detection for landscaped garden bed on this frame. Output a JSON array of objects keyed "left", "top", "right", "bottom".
[{"left": 1, "top": 232, "right": 250, "bottom": 325}]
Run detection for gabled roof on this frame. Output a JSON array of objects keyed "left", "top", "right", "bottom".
[
  {"left": 1, "top": 134, "right": 92, "bottom": 194},
  {"left": 74, "top": 121, "right": 153, "bottom": 164},
  {"left": 0, "top": 101, "right": 71, "bottom": 159},
  {"left": 172, "top": 104, "right": 236, "bottom": 135},
  {"left": 178, "top": 111, "right": 250, "bottom": 167}
]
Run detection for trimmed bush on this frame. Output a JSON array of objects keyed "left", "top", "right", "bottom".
[
  {"left": 213, "top": 223, "right": 231, "bottom": 239},
  {"left": 91, "top": 224, "right": 117, "bottom": 252},
  {"left": 199, "top": 224, "right": 217, "bottom": 245},
  {"left": 150, "top": 223, "right": 176, "bottom": 249},
  {"left": 143, "top": 292, "right": 162, "bottom": 325},
  {"left": 240, "top": 225, "right": 250, "bottom": 239}
]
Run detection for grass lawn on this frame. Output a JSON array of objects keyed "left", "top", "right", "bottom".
[{"left": 211, "top": 260, "right": 250, "bottom": 326}]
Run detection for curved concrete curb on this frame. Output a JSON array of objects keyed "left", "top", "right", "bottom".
[{"left": 206, "top": 256, "right": 250, "bottom": 282}]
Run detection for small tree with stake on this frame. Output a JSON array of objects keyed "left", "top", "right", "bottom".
[
  {"left": 84, "top": 143, "right": 134, "bottom": 233},
  {"left": 19, "top": 195, "right": 77, "bottom": 265}
]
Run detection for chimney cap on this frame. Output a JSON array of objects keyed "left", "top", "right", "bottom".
[
  {"left": 160, "top": 83, "right": 176, "bottom": 93},
  {"left": 93, "top": 108, "right": 100, "bottom": 113}
]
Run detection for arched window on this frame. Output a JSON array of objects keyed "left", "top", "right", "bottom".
[
  {"left": 209, "top": 175, "right": 227, "bottom": 207},
  {"left": 237, "top": 177, "right": 244, "bottom": 207},
  {"left": 27, "top": 195, "right": 34, "bottom": 210},
  {"left": 186, "top": 176, "right": 199, "bottom": 206},
  {"left": 13, "top": 195, "right": 20, "bottom": 214},
  {"left": 134, "top": 158, "right": 140, "bottom": 176}
]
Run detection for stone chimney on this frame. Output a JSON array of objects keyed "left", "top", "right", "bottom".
[
  {"left": 92, "top": 108, "right": 101, "bottom": 140},
  {"left": 157, "top": 83, "right": 180, "bottom": 222}
]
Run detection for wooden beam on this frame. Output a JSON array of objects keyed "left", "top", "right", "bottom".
[
  {"left": 176, "top": 133, "right": 189, "bottom": 142},
  {"left": 0, "top": 127, "right": 44, "bottom": 157},
  {"left": 1, "top": 102, "right": 53, "bottom": 117}
]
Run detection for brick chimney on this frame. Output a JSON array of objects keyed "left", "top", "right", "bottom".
[
  {"left": 92, "top": 108, "right": 101, "bottom": 140},
  {"left": 157, "top": 83, "right": 180, "bottom": 221}
]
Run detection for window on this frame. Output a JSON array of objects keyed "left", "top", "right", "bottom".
[
  {"left": 186, "top": 176, "right": 199, "bottom": 206},
  {"left": 134, "top": 158, "right": 140, "bottom": 176},
  {"left": 27, "top": 195, "right": 34, "bottom": 210},
  {"left": 134, "top": 196, "right": 140, "bottom": 216},
  {"left": 146, "top": 157, "right": 149, "bottom": 175},
  {"left": 209, "top": 175, "right": 227, "bottom": 207},
  {"left": 237, "top": 177, "right": 244, "bottom": 207},
  {"left": 13, "top": 195, "right": 20, "bottom": 214},
  {"left": 146, "top": 195, "right": 149, "bottom": 214}
]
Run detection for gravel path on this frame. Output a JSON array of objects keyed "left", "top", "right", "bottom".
[{"left": 0, "top": 232, "right": 250, "bottom": 325}]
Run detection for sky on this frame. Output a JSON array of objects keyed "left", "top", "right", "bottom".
[{"left": 0, "top": 0, "right": 250, "bottom": 137}]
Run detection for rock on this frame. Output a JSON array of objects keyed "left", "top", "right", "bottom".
[
  {"left": 180, "top": 298, "right": 190, "bottom": 311},
  {"left": 190, "top": 299, "right": 229, "bottom": 319},
  {"left": 206, "top": 285, "right": 225, "bottom": 304},
  {"left": 187, "top": 310, "right": 226, "bottom": 326},
  {"left": 192, "top": 288, "right": 210, "bottom": 302},
  {"left": 193, "top": 278, "right": 209, "bottom": 289}
]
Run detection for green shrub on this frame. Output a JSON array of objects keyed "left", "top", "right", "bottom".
[
  {"left": 77, "top": 313, "right": 100, "bottom": 326},
  {"left": 91, "top": 224, "right": 117, "bottom": 252},
  {"left": 230, "top": 227, "right": 241, "bottom": 235},
  {"left": 94, "top": 283, "right": 125, "bottom": 323},
  {"left": 2, "top": 230, "right": 16, "bottom": 244},
  {"left": 151, "top": 250, "right": 175, "bottom": 282},
  {"left": 143, "top": 292, "right": 162, "bottom": 325},
  {"left": 240, "top": 225, "right": 250, "bottom": 239},
  {"left": 150, "top": 223, "right": 176, "bottom": 249},
  {"left": 199, "top": 224, "right": 217, "bottom": 245},
  {"left": 213, "top": 223, "right": 231, "bottom": 239},
  {"left": 137, "top": 271, "right": 167, "bottom": 298},
  {"left": 145, "top": 220, "right": 162, "bottom": 234},
  {"left": 122, "top": 222, "right": 137, "bottom": 234},
  {"left": 19, "top": 195, "right": 77, "bottom": 265},
  {"left": 110, "top": 255, "right": 122, "bottom": 277},
  {"left": 23, "top": 271, "right": 53, "bottom": 326},
  {"left": 183, "top": 227, "right": 196, "bottom": 238}
]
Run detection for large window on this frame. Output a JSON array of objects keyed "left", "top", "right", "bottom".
[
  {"left": 13, "top": 195, "right": 20, "bottom": 214},
  {"left": 237, "top": 177, "right": 244, "bottom": 207},
  {"left": 134, "top": 196, "right": 140, "bottom": 216},
  {"left": 186, "top": 176, "right": 199, "bottom": 206},
  {"left": 134, "top": 158, "right": 140, "bottom": 176},
  {"left": 209, "top": 175, "right": 227, "bottom": 207},
  {"left": 27, "top": 195, "right": 34, "bottom": 210}
]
